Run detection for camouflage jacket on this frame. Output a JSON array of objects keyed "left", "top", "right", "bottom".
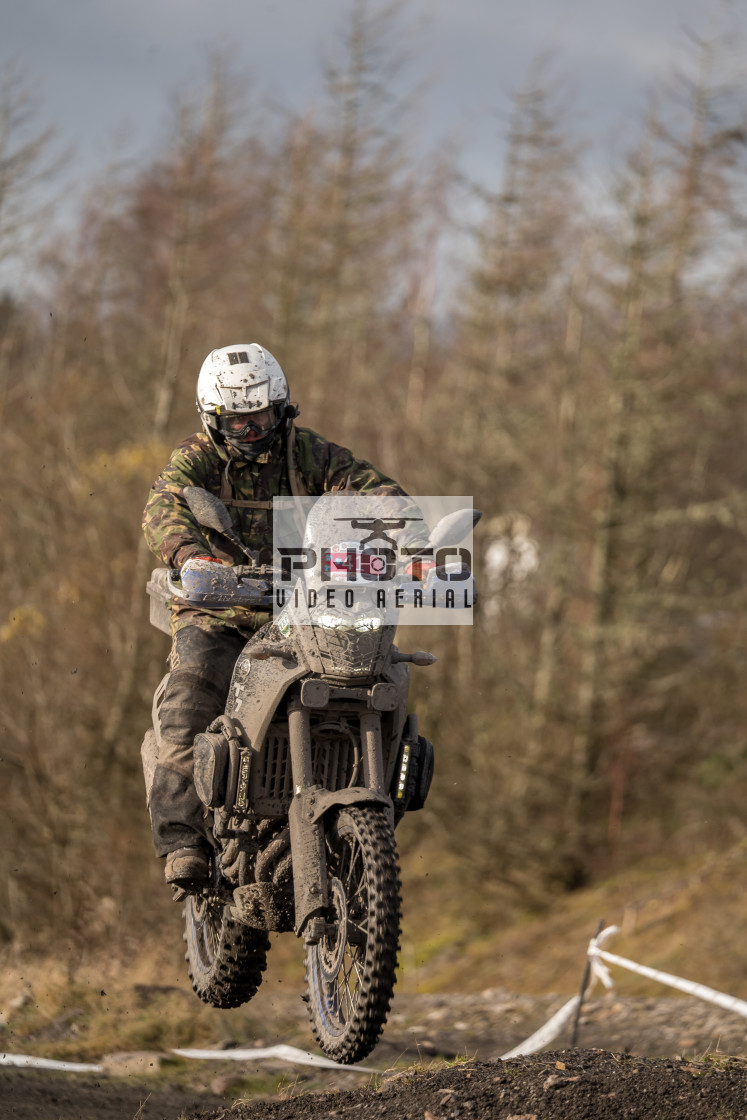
[{"left": 143, "top": 425, "right": 408, "bottom": 634}]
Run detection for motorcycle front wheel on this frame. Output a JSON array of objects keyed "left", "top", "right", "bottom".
[
  {"left": 305, "top": 805, "right": 401, "bottom": 1063},
  {"left": 184, "top": 891, "right": 270, "bottom": 1009}
]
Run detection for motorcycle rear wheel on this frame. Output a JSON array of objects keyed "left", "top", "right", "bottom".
[
  {"left": 184, "top": 891, "right": 270, "bottom": 1009},
  {"left": 305, "top": 805, "right": 401, "bottom": 1063}
]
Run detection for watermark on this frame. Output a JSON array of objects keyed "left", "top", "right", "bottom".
[{"left": 272, "top": 495, "right": 475, "bottom": 627}]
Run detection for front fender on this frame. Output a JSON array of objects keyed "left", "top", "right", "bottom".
[{"left": 308, "top": 786, "right": 393, "bottom": 826}]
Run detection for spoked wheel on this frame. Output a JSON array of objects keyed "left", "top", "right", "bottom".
[
  {"left": 305, "top": 806, "right": 401, "bottom": 1063},
  {"left": 184, "top": 885, "right": 270, "bottom": 1009}
]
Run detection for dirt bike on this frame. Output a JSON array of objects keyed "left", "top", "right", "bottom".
[{"left": 142, "top": 487, "right": 478, "bottom": 1063}]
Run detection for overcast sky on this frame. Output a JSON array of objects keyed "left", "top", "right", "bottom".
[{"left": 2, "top": 0, "right": 746, "bottom": 197}]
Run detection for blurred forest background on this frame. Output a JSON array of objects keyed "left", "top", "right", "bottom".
[{"left": 1, "top": 1, "right": 747, "bottom": 963}]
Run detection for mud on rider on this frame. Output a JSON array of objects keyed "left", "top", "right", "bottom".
[{"left": 142, "top": 344, "right": 418, "bottom": 893}]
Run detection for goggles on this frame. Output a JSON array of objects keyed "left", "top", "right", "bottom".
[{"left": 217, "top": 405, "right": 281, "bottom": 441}]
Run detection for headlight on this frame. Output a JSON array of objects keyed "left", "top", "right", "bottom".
[
  {"left": 353, "top": 616, "right": 383, "bottom": 632},
  {"left": 315, "top": 612, "right": 350, "bottom": 630},
  {"left": 314, "top": 612, "right": 383, "bottom": 632}
]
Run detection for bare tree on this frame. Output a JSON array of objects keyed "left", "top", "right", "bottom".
[{"left": 0, "top": 59, "right": 65, "bottom": 273}]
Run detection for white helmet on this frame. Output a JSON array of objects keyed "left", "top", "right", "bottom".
[{"left": 196, "top": 344, "right": 292, "bottom": 458}]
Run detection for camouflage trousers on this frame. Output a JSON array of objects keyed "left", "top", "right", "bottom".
[{"left": 149, "top": 624, "right": 246, "bottom": 856}]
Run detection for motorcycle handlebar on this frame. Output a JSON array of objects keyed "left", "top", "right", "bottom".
[{"left": 167, "top": 559, "right": 477, "bottom": 613}]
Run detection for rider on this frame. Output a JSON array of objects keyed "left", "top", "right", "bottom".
[{"left": 142, "top": 343, "right": 416, "bottom": 892}]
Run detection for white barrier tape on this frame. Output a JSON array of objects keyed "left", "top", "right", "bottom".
[
  {"left": 1, "top": 1053, "right": 103, "bottom": 1073},
  {"left": 1, "top": 1043, "right": 376, "bottom": 1075},
  {"left": 499, "top": 995, "right": 581, "bottom": 1059},
  {"left": 586, "top": 923, "right": 619, "bottom": 991},
  {"left": 173, "top": 1043, "right": 377, "bottom": 1073},
  {"left": 588, "top": 926, "right": 747, "bottom": 1020}
]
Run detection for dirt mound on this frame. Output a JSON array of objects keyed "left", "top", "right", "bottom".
[{"left": 191, "top": 1050, "right": 747, "bottom": 1120}]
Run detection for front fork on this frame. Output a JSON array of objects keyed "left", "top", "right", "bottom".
[
  {"left": 287, "top": 700, "right": 328, "bottom": 938},
  {"left": 286, "top": 698, "right": 392, "bottom": 939}
]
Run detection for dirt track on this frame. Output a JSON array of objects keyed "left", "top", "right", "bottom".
[
  {"left": 2, "top": 990, "right": 746, "bottom": 1119},
  {"left": 0, "top": 1068, "right": 224, "bottom": 1120}
]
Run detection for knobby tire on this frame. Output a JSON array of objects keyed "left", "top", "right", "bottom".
[
  {"left": 183, "top": 889, "right": 270, "bottom": 1009},
  {"left": 305, "top": 805, "right": 401, "bottom": 1063}
]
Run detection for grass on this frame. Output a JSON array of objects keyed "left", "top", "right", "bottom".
[
  {"left": 375, "top": 1052, "right": 476, "bottom": 1094},
  {"left": 0, "top": 939, "right": 309, "bottom": 1070},
  {"left": 396, "top": 835, "right": 747, "bottom": 1000}
]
